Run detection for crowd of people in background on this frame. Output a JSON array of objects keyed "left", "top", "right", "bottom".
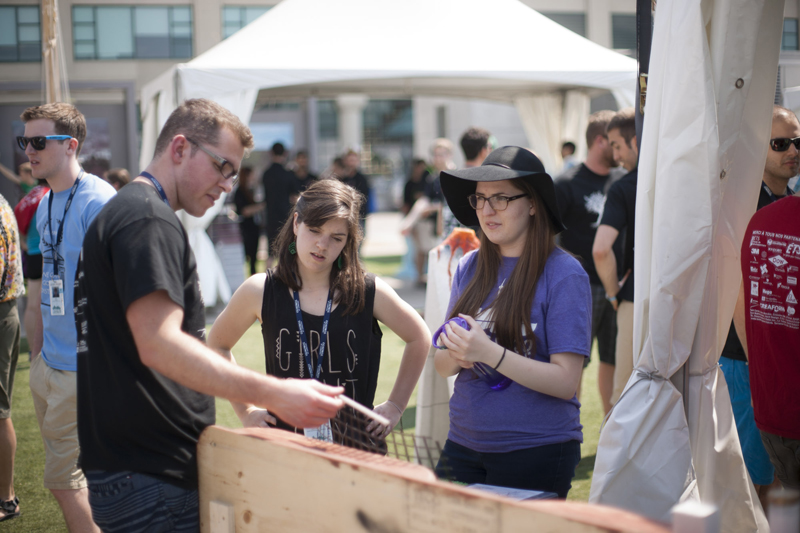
[{"left": 0, "top": 97, "right": 797, "bottom": 531}]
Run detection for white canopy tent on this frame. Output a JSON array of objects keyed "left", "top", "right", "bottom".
[
  {"left": 589, "top": 1, "right": 783, "bottom": 532},
  {"left": 139, "top": 0, "right": 637, "bottom": 173},
  {"left": 138, "top": 0, "right": 637, "bottom": 305}
]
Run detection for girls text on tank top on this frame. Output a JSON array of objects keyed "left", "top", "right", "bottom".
[{"left": 261, "top": 269, "right": 383, "bottom": 433}]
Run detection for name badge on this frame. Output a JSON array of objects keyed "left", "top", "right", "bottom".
[
  {"left": 304, "top": 420, "right": 333, "bottom": 443},
  {"left": 49, "top": 278, "right": 65, "bottom": 316}
]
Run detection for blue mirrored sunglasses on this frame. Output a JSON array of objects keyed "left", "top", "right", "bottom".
[{"left": 16, "top": 135, "right": 73, "bottom": 151}]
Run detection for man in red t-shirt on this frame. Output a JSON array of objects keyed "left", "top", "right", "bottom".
[{"left": 737, "top": 190, "right": 800, "bottom": 489}]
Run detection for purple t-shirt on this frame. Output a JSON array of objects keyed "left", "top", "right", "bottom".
[{"left": 446, "top": 248, "right": 592, "bottom": 453}]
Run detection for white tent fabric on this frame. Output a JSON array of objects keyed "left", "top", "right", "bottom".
[
  {"left": 177, "top": 200, "right": 233, "bottom": 307},
  {"left": 137, "top": 0, "right": 637, "bottom": 309},
  {"left": 138, "top": 0, "right": 637, "bottom": 171},
  {"left": 589, "top": 1, "right": 783, "bottom": 531},
  {"left": 514, "top": 91, "right": 590, "bottom": 171}
]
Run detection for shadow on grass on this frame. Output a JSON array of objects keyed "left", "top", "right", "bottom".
[{"left": 574, "top": 453, "right": 596, "bottom": 481}]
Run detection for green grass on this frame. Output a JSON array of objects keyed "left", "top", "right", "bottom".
[{"left": 6, "top": 357, "right": 68, "bottom": 532}]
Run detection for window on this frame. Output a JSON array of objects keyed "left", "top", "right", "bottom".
[
  {"left": 783, "top": 18, "right": 799, "bottom": 51},
  {"left": 0, "top": 6, "right": 41, "bottom": 62},
  {"left": 318, "top": 100, "right": 338, "bottom": 140},
  {"left": 540, "top": 12, "right": 586, "bottom": 38},
  {"left": 222, "top": 6, "right": 271, "bottom": 39},
  {"left": 72, "top": 5, "right": 192, "bottom": 60},
  {"left": 612, "top": 14, "right": 637, "bottom": 50}
]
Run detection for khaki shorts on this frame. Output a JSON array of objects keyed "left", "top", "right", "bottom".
[
  {"left": 0, "top": 300, "right": 20, "bottom": 418},
  {"left": 611, "top": 300, "right": 634, "bottom": 405},
  {"left": 29, "top": 355, "right": 87, "bottom": 490}
]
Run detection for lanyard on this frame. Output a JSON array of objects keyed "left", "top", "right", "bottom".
[
  {"left": 140, "top": 171, "right": 170, "bottom": 207},
  {"left": 47, "top": 170, "right": 84, "bottom": 276},
  {"left": 761, "top": 182, "right": 792, "bottom": 204},
  {"left": 292, "top": 285, "right": 333, "bottom": 380}
]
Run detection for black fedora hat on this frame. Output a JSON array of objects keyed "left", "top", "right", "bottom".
[{"left": 440, "top": 146, "right": 566, "bottom": 233}]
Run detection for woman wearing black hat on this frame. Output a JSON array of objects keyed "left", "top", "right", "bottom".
[{"left": 433, "top": 146, "right": 592, "bottom": 498}]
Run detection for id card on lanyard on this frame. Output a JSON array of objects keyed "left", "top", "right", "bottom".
[
  {"left": 47, "top": 170, "right": 83, "bottom": 316},
  {"left": 293, "top": 284, "right": 335, "bottom": 442}
]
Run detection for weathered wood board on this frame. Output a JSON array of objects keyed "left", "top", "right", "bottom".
[{"left": 198, "top": 426, "right": 669, "bottom": 533}]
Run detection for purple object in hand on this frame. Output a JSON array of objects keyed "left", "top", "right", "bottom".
[
  {"left": 432, "top": 317, "right": 469, "bottom": 349},
  {"left": 432, "top": 317, "right": 512, "bottom": 391}
]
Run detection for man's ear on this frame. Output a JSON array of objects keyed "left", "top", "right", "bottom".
[
  {"left": 631, "top": 135, "right": 639, "bottom": 158},
  {"left": 67, "top": 138, "right": 79, "bottom": 156},
  {"left": 171, "top": 135, "right": 189, "bottom": 163}
]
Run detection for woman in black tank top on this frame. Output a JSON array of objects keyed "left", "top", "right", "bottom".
[{"left": 209, "top": 179, "right": 430, "bottom": 444}]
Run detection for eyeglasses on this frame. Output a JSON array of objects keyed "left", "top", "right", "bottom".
[
  {"left": 468, "top": 193, "right": 529, "bottom": 211},
  {"left": 770, "top": 137, "right": 800, "bottom": 152},
  {"left": 16, "top": 135, "right": 73, "bottom": 151},
  {"left": 185, "top": 137, "right": 239, "bottom": 184}
]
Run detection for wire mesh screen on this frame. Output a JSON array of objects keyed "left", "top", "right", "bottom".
[{"left": 309, "top": 399, "right": 445, "bottom": 475}]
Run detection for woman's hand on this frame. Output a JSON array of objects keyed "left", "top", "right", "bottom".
[
  {"left": 366, "top": 401, "right": 404, "bottom": 438},
  {"left": 439, "top": 314, "right": 501, "bottom": 367},
  {"left": 239, "top": 406, "right": 277, "bottom": 428}
]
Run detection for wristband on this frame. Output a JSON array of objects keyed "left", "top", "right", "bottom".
[
  {"left": 606, "top": 294, "right": 618, "bottom": 304},
  {"left": 386, "top": 400, "right": 404, "bottom": 415},
  {"left": 494, "top": 348, "right": 506, "bottom": 370}
]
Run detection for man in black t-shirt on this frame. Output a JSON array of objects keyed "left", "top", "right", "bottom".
[
  {"left": 555, "top": 110, "right": 622, "bottom": 415},
  {"left": 342, "top": 149, "right": 370, "bottom": 223},
  {"left": 263, "top": 142, "right": 297, "bottom": 265},
  {"left": 592, "top": 108, "right": 638, "bottom": 408},
  {"left": 75, "top": 99, "right": 343, "bottom": 532}
]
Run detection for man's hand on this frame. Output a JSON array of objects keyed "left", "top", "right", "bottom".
[{"left": 267, "top": 379, "right": 344, "bottom": 429}]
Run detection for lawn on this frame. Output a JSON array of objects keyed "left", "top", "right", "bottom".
[{"left": 8, "top": 255, "right": 603, "bottom": 530}]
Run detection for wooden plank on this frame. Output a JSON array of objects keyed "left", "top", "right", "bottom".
[
  {"left": 198, "top": 426, "right": 670, "bottom": 533},
  {"left": 209, "top": 500, "right": 235, "bottom": 533}
]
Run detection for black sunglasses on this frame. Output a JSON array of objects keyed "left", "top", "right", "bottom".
[
  {"left": 16, "top": 135, "right": 73, "bottom": 151},
  {"left": 769, "top": 137, "right": 800, "bottom": 152}
]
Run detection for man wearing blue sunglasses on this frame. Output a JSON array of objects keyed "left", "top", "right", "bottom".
[{"left": 21, "top": 102, "right": 115, "bottom": 533}]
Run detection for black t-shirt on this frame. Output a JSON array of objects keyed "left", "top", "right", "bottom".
[
  {"left": 291, "top": 172, "right": 318, "bottom": 195},
  {"left": 75, "top": 183, "right": 213, "bottom": 489},
  {"left": 234, "top": 186, "right": 259, "bottom": 233},
  {"left": 555, "top": 163, "right": 623, "bottom": 285},
  {"left": 262, "top": 162, "right": 297, "bottom": 229},
  {"left": 721, "top": 183, "right": 793, "bottom": 361},
  {"left": 260, "top": 270, "right": 383, "bottom": 441},
  {"left": 598, "top": 169, "right": 638, "bottom": 302},
  {"left": 342, "top": 171, "right": 370, "bottom": 219},
  {"left": 403, "top": 177, "right": 428, "bottom": 212}
]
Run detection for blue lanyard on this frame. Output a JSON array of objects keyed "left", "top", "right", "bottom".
[
  {"left": 292, "top": 285, "right": 333, "bottom": 380},
  {"left": 140, "top": 171, "right": 170, "bottom": 207},
  {"left": 47, "top": 169, "right": 83, "bottom": 276},
  {"left": 762, "top": 182, "right": 792, "bottom": 204}
]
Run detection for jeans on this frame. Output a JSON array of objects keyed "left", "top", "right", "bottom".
[
  {"left": 435, "top": 439, "right": 581, "bottom": 499},
  {"left": 86, "top": 471, "right": 199, "bottom": 532}
]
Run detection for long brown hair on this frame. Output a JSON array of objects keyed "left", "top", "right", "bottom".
[
  {"left": 448, "top": 178, "right": 556, "bottom": 356},
  {"left": 274, "top": 179, "right": 366, "bottom": 315}
]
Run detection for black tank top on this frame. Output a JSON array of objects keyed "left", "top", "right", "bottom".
[{"left": 261, "top": 270, "right": 383, "bottom": 436}]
